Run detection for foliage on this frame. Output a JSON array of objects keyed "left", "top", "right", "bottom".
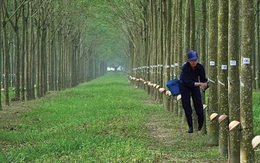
[{"left": 77, "top": 0, "right": 130, "bottom": 68}]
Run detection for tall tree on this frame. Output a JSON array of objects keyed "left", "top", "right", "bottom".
[
  {"left": 143, "top": 0, "right": 149, "bottom": 91},
  {"left": 150, "top": 0, "right": 158, "bottom": 96},
  {"left": 218, "top": 0, "right": 229, "bottom": 156},
  {"left": 207, "top": 0, "right": 219, "bottom": 146},
  {"left": 163, "top": 0, "right": 172, "bottom": 111},
  {"left": 20, "top": 1, "right": 26, "bottom": 100},
  {"left": 176, "top": 0, "right": 183, "bottom": 116},
  {"left": 182, "top": 0, "right": 191, "bottom": 124},
  {"left": 190, "top": 0, "right": 195, "bottom": 49},
  {"left": 183, "top": 0, "right": 190, "bottom": 55},
  {"left": 190, "top": 0, "right": 199, "bottom": 131},
  {"left": 13, "top": 0, "right": 21, "bottom": 99},
  {"left": 240, "top": 0, "right": 255, "bottom": 162},
  {"left": 228, "top": 0, "right": 240, "bottom": 162},
  {"left": 1, "top": 0, "right": 10, "bottom": 106},
  {"left": 199, "top": 0, "right": 207, "bottom": 134},
  {"left": 28, "top": 0, "right": 35, "bottom": 100},
  {"left": 0, "top": 0, "right": 2, "bottom": 109},
  {"left": 256, "top": 0, "right": 260, "bottom": 90}
]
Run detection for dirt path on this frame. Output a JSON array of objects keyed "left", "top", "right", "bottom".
[{"left": 145, "top": 110, "right": 227, "bottom": 163}]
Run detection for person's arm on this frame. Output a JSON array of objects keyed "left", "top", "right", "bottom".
[
  {"left": 195, "top": 64, "right": 209, "bottom": 89},
  {"left": 194, "top": 82, "right": 208, "bottom": 89},
  {"left": 195, "top": 65, "right": 209, "bottom": 91},
  {"left": 199, "top": 64, "right": 208, "bottom": 83}
]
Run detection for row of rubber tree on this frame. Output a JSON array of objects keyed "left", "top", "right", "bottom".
[
  {"left": 0, "top": 0, "right": 260, "bottom": 162},
  {"left": 0, "top": 1, "right": 108, "bottom": 108},
  {"left": 124, "top": 0, "right": 259, "bottom": 163}
]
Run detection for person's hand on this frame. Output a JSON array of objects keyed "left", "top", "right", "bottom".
[{"left": 201, "top": 82, "right": 209, "bottom": 91}]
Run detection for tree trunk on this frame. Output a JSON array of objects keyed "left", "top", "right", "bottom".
[
  {"left": 142, "top": 0, "right": 148, "bottom": 93},
  {"left": 256, "top": 0, "right": 260, "bottom": 90},
  {"left": 49, "top": 12, "right": 55, "bottom": 91},
  {"left": 147, "top": 0, "right": 155, "bottom": 96},
  {"left": 189, "top": 0, "right": 195, "bottom": 49},
  {"left": 176, "top": 0, "right": 183, "bottom": 117},
  {"left": 150, "top": 1, "right": 158, "bottom": 98},
  {"left": 41, "top": 27, "right": 47, "bottom": 96},
  {"left": 13, "top": 0, "right": 21, "bottom": 100},
  {"left": 29, "top": 0, "right": 35, "bottom": 100},
  {"left": 0, "top": 0, "right": 3, "bottom": 109},
  {"left": 24, "top": 2, "right": 31, "bottom": 100},
  {"left": 182, "top": 0, "right": 191, "bottom": 124},
  {"left": 1, "top": 1, "right": 10, "bottom": 106},
  {"left": 36, "top": 25, "right": 41, "bottom": 97},
  {"left": 184, "top": 0, "right": 190, "bottom": 58},
  {"left": 21, "top": 4, "right": 26, "bottom": 100},
  {"left": 199, "top": 0, "right": 207, "bottom": 134},
  {"left": 163, "top": 0, "right": 173, "bottom": 112},
  {"left": 240, "top": 0, "right": 255, "bottom": 162},
  {"left": 207, "top": 0, "right": 219, "bottom": 146},
  {"left": 218, "top": 0, "right": 229, "bottom": 156},
  {"left": 228, "top": 0, "right": 240, "bottom": 162}
]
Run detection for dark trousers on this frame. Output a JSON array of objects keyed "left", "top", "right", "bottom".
[{"left": 180, "top": 82, "right": 204, "bottom": 129}]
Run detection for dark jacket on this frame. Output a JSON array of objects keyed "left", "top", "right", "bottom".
[{"left": 179, "top": 62, "right": 207, "bottom": 88}]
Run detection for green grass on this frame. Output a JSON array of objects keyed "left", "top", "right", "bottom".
[
  {"left": 0, "top": 73, "right": 160, "bottom": 162},
  {"left": 254, "top": 90, "right": 260, "bottom": 135},
  {"left": 0, "top": 72, "right": 259, "bottom": 162},
  {"left": 0, "top": 87, "right": 15, "bottom": 103}
]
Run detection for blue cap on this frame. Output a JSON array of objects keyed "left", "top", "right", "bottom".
[{"left": 187, "top": 50, "right": 198, "bottom": 61}]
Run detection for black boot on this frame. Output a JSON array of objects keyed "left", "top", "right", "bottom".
[
  {"left": 186, "top": 116, "right": 193, "bottom": 133},
  {"left": 188, "top": 127, "right": 193, "bottom": 133},
  {"left": 198, "top": 114, "right": 204, "bottom": 131}
]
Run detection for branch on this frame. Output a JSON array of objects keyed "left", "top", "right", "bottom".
[{"left": 5, "top": 0, "right": 27, "bottom": 25}]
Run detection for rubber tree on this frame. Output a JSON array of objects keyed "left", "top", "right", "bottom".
[
  {"left": 27, "top": 0, "right": 35, "bottom": 100},
  {"left": 183, "top": 0, "right": 190, "bottom": 59},
  {"left": 199, "top": 0, "right": 207, "bottom": 134},
  {"left": 0, "top": 0, "right": 3, "bottom": 109},
  {"left": 0, "top": 0, "right": 10, "bottom": 106},
  {"left": 218, "top": 0, "right": 229, "bottom": 156},
  {"left": 0, "top": 0, "right": 24, "bottom": 102},
  {"left": 176, "top": 0, "right": 183, "bottom": 116},
  {"left": 182, "top": 0, "right": 191, "bottom": 124},
  {"left": 13, "top": 0, "right": 22, "bottom": 100},
  {"left": 256, "top": 0, "right": 260, "bottom": 90},
  {"left": 148, "top": 0, "right": 159, "bottom": 98},
  {"left": 207, "top": 0, "right": 219, "bottom": 146},
  {"left": 228, "top": 0, "right": 240, "bottom": 162},
  {"left": 163, "top": 0, "right": 173, "bottom": 111},
  {"left": 190, "top": 0, "right": 195, "bottom": 50},
  {"left": 153, "top": 0, "right": 163, "bottom": 102},
  {"left": 240, "top": 0, "right": 255, "bottom": 162}
]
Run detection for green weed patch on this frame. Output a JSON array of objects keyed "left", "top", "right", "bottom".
[{"left": 0, "top": 72, "right": 259, "bottom": 162}]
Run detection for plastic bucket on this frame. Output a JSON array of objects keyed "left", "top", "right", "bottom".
[{"left": 166, "top": 79, "right": 180, "bottom": 96}]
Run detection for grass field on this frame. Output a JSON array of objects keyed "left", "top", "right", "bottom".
[{"left": 0, "top": 72, "right": 259, "bottom": 162}]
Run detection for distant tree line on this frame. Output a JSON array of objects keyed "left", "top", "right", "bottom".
[{"left": 0, "top": 1, "right": 108, "bottom": 107}]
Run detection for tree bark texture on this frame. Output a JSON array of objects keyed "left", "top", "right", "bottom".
[
  {"left": 240, "top": 0, "right": 255, "bottom": 162},
  {"left": 228, "top": 0, "right": 240, "bottom": 162},
  {"left": 207, "top": 0, "right": 219, "bottom": 146},
  {"left": 218, "top": 0, "right": 229, "bottom": 156}
]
